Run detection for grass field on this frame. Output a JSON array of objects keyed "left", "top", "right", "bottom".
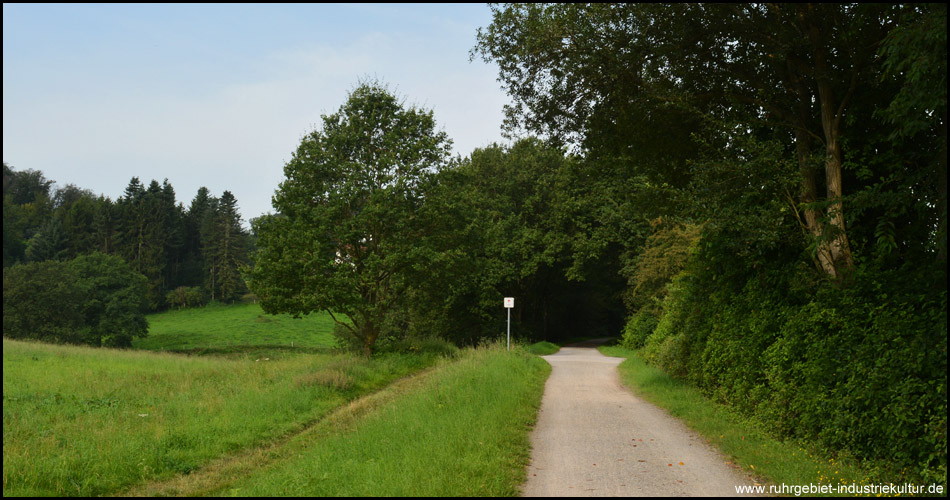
[
  {"left": 2, "top": 337, "right": 443, "bottom": 496},
  {"left": 2, "top": 303, "right": 555, "bottom": 496},
  {"left": 129, "top": 344, "right": 551, "bottom": 497},
  {"left": 133, "top": 302, "right": 338, "bottom": 356}
]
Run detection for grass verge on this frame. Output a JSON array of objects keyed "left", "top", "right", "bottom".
[
  {"left": 599, "top": 345, "right": 883, "bottom": 496},
  {"left": 525, "top": 341, "right": 560, "bottom": 355},
  {"left": 198, "top": 344, "right": 551, "bottom": 497},
  {"left": 2, "top": 338, "right": 438, "bottom": 496}
]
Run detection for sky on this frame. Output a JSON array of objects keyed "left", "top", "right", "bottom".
[{"left": 3, "top": 3, "right": 511, "bottom": 222}]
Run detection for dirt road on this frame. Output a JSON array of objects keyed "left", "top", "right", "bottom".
[{"left": 521, "top": 340, "right": 759, "bottom": 497}]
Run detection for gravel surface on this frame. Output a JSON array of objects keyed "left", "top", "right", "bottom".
[{"left": 521, "top": 340, "right": 759, "bottom": 497}]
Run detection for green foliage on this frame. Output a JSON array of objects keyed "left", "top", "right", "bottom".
[
  {"left": 525, "top": 341, "right": 559, "bottom": 356},
  {"left": 4, "top": 163, "right": 54, "bottom": 266},
  {"left": 877, "top": 3, "right": 947, "bottom": 140},
  {"left": 760, "top": 277, "right": 947, "bottom": 484},
  {"left": 68, "top": 252, "right": 149, "bottom": 347},
  {"left": 3, "top": 163, "right": 254, "bottom": 313},
  {"left": 250, "top": 80, "right": 452, "bottom": 356},
  {"left": 165, "top": 286, "right": 208, "bottom": 309},
  {"left": 25, "top": 218, "right": 69, "bottom": 262},
  {"left": 406, "top": 138, "right": 628, "bottom": 346},
  {"left": 3, "top": 260, "right": 85, "bottom": 343},
  {"left": 622, "top": 219, "right": 701, "bottom": 310},
  {"left": 620, "top": 219, "right": 702, "bottom": 353},
  {"left": 375, "top": 334, "right": 460, "bottom": 358},
  {"left": 635, "top": 258, "right": 947, "bottom": 485},
  {"left": 3, "top": 253, "right": 149, "bottom": 347},
  {"left": 199, "top": 190, "right": 249, "bottom": 303},
  {"left": 620, "top": 308, "right": 659, "bottom": 350}
]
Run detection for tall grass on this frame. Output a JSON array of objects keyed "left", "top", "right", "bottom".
[
  {"left": 2, "top": 339, "right": 437, "bottom": 496},
  {"left": 206, "top": 344, "right": 551, "bottom": 497}
]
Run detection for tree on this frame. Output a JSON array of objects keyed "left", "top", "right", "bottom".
[
  {"left": 3, "top": 260, "right": 85, "bottom": 344},
  {"left": 25, "top": 218, "right": 69, "bottom": 262},
  {"left": 402, "top": 138, "right": 629, "bottom": 345},
  {"left": 59, "top": 193, "right": 100, "bottom": 258},
  {"left": 115, "top": 178, "right": 180, "bottom": 309},
  {"left": 69, "top": 252, "right": 149, "bottom": 347},
  {"left": 876, "top": 3, "right": 947, "bottom": 261},
  {"left": 3, "top": 163, "right": 54, "bottom": 266},
  {"left": 250, "top": 81, "right": 452, "bottom": 356},
  {"left": 202, "top": 190, "right": 248, "bottom": 303},
  {"left": 3, "top": 253, "right": 148, "bottom": 347},
  {"left": 474, "top": 3, "right": 912, "bottom": 281}
]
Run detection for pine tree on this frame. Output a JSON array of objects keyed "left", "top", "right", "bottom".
[{"left": 216, "top": 191, "right": 248, "bottom": 302}]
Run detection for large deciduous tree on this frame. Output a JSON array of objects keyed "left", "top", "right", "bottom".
[
  {"left": 474, "top": 3, "right": 921, "bottom": 281},
  {"left": 250, "top": 82, "right": 451, "bottom": 356}
]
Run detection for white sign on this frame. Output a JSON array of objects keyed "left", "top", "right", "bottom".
[{"left": 504, "top": 297, "right": 514, "bottom": 308}]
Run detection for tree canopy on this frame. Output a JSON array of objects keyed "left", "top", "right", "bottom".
[{"left": 250, "top": 81, "right": 452, "bottom": 356}]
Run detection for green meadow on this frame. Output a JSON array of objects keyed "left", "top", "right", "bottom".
[
  {"left": 2, "top": 304, "right": 550, "bottom": 497},
  {"left": 132, "top": 302, "right": 338, "bottom": 356}
]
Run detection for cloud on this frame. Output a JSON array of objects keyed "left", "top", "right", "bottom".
[{"left": 3, "top": 8, "right": 510, "bottom": 222}]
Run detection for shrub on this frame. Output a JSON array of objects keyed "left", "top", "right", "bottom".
[
  {"left": 166, "top": 286, "right": 209, "bottom": 309},
  {"left": 621, "top": 307, "right": 660, "bottom": 349},
  {"left": 638, "top": 260, "right": 948, "bottom": 484},
  {"left": 376, "top": 334, "right": 460, "bottom": 358},
  {"left": 69, "top": 252, "right": 149, "bottom": 347},
  {"left": 2, "top": 252, "right": 149, "bottom": 347},
  {"left": 3, "top": 260, "right": 85, "bottom": 343}
]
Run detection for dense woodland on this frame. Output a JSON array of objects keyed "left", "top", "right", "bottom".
[
  {"left": 2, "top": 2, "right": 945, "bottom": 486},
  {"left": 3, "top": 165, "right": 252, "bottom": 344}
]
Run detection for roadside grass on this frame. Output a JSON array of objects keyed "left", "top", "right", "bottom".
[
  {"left": 200, "top": 344, "right": 551, "bottom": 497},
  {"left": 133, "top": 302, "right": 337, "bottom": 357},
  {"left": 599, "top": 345, "right": 878, "bottom": 495},
  {"left": 525, "top": 340, "right": 560, "bottom": 355},
  {"left": 1, "top": 338, "right": 439, "bottom": 497}
]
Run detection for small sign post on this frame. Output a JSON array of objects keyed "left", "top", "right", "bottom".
[{"left": 504, "top": 297, "right": 514, "bottom": 351}]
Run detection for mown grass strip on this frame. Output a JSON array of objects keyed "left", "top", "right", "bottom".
[
  {"left": 205, "top": 344, "right": 551, "bottom": 497},
  {"left": 2, "top": 339, "right": 438, "bottom": 496},
  {"left": 599, "top": 345, "right": 879, "bottom": 495}
]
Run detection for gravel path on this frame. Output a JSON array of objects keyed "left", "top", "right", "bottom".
[{"left": 521, "top": 340, "right": 759, "bottom": 497}]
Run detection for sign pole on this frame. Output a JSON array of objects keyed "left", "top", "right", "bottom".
[{"left": 504, "top": 297, "right": 514, "bottom": 351}]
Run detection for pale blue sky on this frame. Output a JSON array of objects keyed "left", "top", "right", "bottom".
[{"left": 3, "top": 3, "right": 509, "bottom": 221}]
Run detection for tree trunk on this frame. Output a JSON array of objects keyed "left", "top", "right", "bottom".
[
  {"left": 789, "top": 55, "right": 842, "bottom": 279},
  {"left": 361, "top": 318, "right": 379, "bottom": 357},
  {"left": 812, "top": 24, "right": 855, "bottom": 280},
  {"left": 792, "top": 5, "right": 854, "bottom": 282}
]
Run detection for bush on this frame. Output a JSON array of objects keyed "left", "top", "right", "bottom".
[
  {"left": 638, "top": 261, "right": 948, "bottom": 485},
  {"left": 620, "top": 307, "right": 659, "bottom": 349},
  {"left": 69, "top": 252, "right": 149, "bottom": 347},
  {"left": 376, "top": 334, "right": 461, "bottom": 358},
  {"left": 2, "top": 252, "right": 149, "bottom": 347},
  {"left": 166, "top": 286, "right": 209, "bottom": 309},
  {"left": 3, "top": 260, "right": 85, "bottom": 343}
]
